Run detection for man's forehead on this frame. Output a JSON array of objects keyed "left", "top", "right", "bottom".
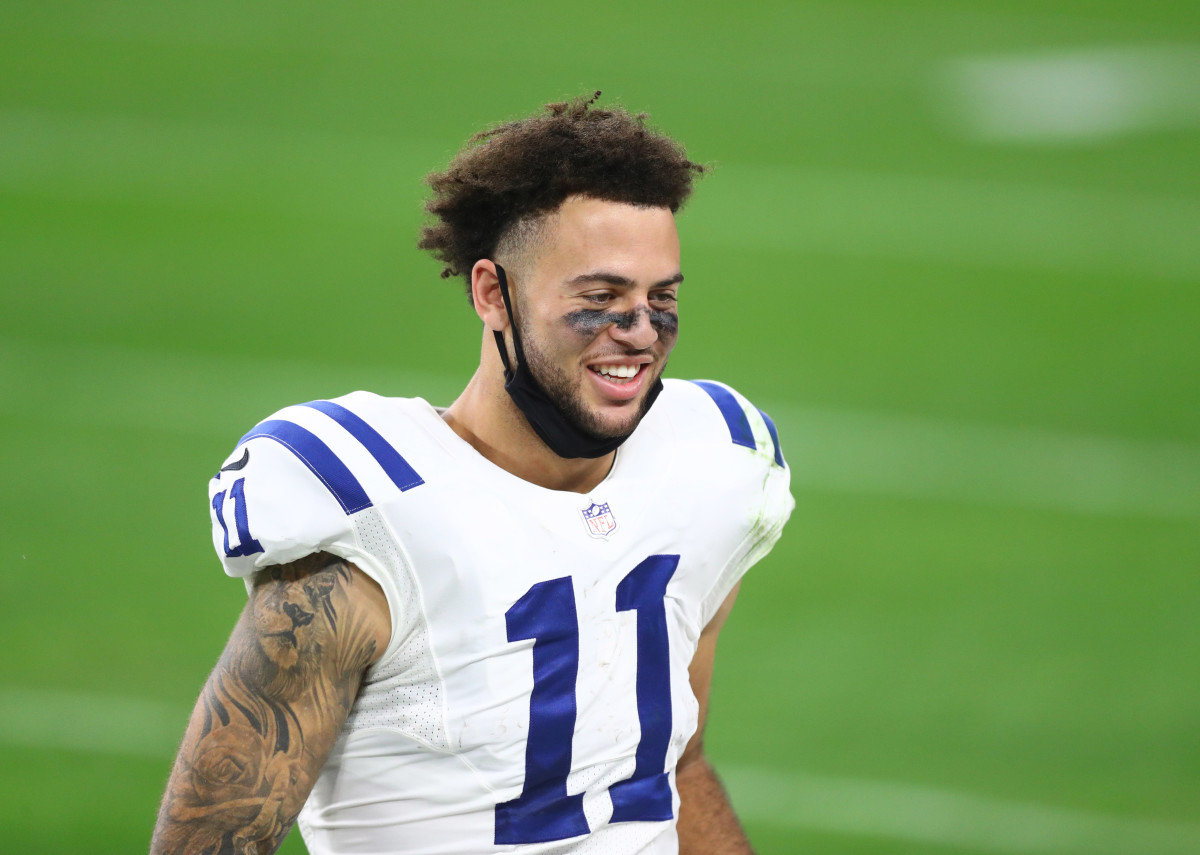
[{"left": 536, "top": 196, "right": 680, "bottom": 275}]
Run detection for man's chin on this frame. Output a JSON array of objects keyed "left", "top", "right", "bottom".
[
  {"left": 585, "top": 418, "right": 640, "bottom": 442},
  {"left": 581, "top": 394, "right": 655, "bottom": 439}
]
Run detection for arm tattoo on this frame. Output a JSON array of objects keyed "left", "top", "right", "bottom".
[{"left": 151, "top": 554, "right": 380, "bottom": 855}]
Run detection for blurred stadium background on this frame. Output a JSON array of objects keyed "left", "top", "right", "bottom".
[{"left": 2, "top": 1, "right": 1198, "bottom": 852}]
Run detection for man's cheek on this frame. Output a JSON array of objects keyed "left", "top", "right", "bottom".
[{"left": 649, "top": 310, "right": 678, "bottom": 337}]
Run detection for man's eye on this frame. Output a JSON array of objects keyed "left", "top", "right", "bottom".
[
  {"left": 650, "top": 292, "right": 678, "bottom": 305},
  {"left": 584, "top": 293, "right": 613, "bottom": 305}
]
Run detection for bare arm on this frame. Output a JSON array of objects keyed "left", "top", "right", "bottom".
[
  {"left": 151, "top": 553, "right": 390, "bottom": 855},
  {"left": 676, "top": 583, "right": 754, "bottom": 855}
]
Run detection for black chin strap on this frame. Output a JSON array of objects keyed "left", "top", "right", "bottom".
[{"left": 492, "top": 264, "right": 521, "bottom": 377}]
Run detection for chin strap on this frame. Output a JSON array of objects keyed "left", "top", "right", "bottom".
[{"left": 492, "top": 264, "right": 520, "bottom": 377}]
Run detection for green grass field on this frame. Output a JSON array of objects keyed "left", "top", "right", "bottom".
[{"left": 3, "top": 2, "right": 1198, "bottom": 852}]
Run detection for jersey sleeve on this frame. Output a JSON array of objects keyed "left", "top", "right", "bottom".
[
  {"left": 704, "top": 442, "right": 792, "bottom": 621},
  {"left": 206, "top": 395, "right": 430, "bottom": 675},
  {"left": 207, "top": 429, "right": 359, "bottom": 581},
  {"left": 687, "top": 380, "right": 796, "bottom": 627}
]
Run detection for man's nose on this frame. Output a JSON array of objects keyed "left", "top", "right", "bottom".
[{"left": 607, "top": 305, "right": 659, "bottom": 350}]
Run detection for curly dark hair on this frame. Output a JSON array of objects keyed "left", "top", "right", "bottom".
[{"left": 418, "top": 92, "right": 706, "bottom": 294}]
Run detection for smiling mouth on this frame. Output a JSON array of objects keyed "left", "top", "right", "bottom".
[{"left": 589, "top": 363, "right": 646, "bottom": 384}]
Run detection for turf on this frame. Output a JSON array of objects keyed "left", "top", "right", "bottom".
[{"left": 2, "top": 2, "right": 1197, "bottom": 852}]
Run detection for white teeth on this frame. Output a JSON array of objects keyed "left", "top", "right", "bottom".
[{"left": 594, "top": 364, "right": 639, "bottom": 379}]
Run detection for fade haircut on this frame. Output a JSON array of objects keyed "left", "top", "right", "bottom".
[{"left": 418, "top": 92, "right": 706, "bottom": 298}]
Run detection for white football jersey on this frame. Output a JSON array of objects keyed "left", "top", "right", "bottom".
[{"left": 208, "top": 378, "right": 793, "bottom": 855}]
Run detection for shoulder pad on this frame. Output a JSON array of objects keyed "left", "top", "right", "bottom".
[
  {"left": 686, "top": 379, "right": 786, "bottom": 468},
  {"left": 207, "top": 395, "right": 426, "bottom": 578}
]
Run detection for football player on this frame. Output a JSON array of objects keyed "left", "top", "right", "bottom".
[{"left": 152, "top": 93, "right": 793, "bottom": 855}]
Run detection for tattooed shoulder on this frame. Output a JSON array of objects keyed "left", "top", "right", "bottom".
[
  {"left": 246, "top": 553, "right": 384, "bottom": 680},
  {"left": 150, "top": 553, "right": 388, "bottom": 855}
]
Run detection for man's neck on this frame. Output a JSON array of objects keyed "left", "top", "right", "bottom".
[{"left": 442, "top": 368, "right": 615, "bottom": 494}]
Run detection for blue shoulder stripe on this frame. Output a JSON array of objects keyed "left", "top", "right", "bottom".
[
  {"left": 239, "top": 420, "right": 372, "bottom": 515},
  {"left": 692, "top": 381, "right": 786, "bottom": 468},
  {"left": 691, "top": 381, "right": 756, "bottom": 451},
  {"left": 302, "top": 400, "right": 425, "bottom": 492},
  {"left": 757, "top": 407, "right": 786, "bottom": 467}
]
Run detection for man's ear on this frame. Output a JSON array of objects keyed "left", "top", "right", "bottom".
[{"left": 470, "top": 259, "right": 509, "bottom": 332}]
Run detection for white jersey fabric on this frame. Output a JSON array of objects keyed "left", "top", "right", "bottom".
[{"left": 207, "top": 378, "right": 793, "bottom": 855}]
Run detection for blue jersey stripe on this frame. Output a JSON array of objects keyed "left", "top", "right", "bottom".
[
  {"left": 757, "top": 407, "right": 786, "bottom": 467},
  {"left": 239, "top": 420, "right": 372, "bottom": 514},
  {"left": 691, "top": 381, "right": 757, "bottom": 452},
  {"left": 302, "top": 400, "right": 425, "bottom": 492}
]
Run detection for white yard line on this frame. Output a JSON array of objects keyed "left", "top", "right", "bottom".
[
  {"left": 687, "top": 164, "right": 1200, "bottom": 282},
  {"left": 772, "top": 403, "right": 1200, "bottom": 520},
  {"left": 0, "top": 109, "right": 442, "bottom": 224},
  {"left": 0, "top": 687, "right": 183, "bottom": 760},
  {"left": 722, "top": 766, "right": 1200, "bottom": 855},
  {"left": 2, "top": 684, "right": 1197, "bottom": 854},
  {"left": 3, "top": 336, "right": 1198, "bottom": 519},
  {"left": 943, "top": 45, "right": 1200, "bottom": 143},
  {"left": 2, "top": 108, "right": 1199, "bottom": 279}
]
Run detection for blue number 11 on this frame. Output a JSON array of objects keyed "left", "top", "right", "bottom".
[{"left": 494, "top": 554, "right": 680, "bottom": 845}]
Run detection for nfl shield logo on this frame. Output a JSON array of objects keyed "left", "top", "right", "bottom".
[{"left": 580, "top": 501, "right": 617, "bottom": 538}]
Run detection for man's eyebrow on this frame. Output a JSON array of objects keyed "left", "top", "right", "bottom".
[{"left": 566, "top": 272, "right": 684, "bottom": 288}]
